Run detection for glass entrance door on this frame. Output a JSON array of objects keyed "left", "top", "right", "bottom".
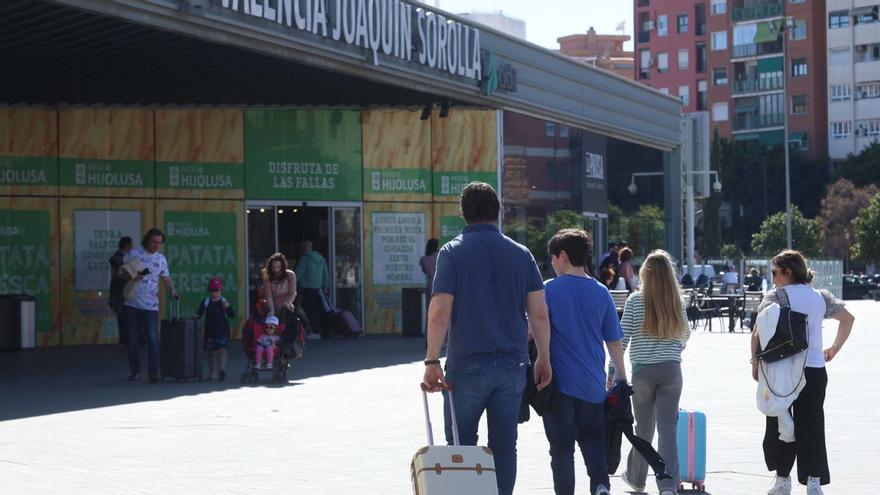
[
  {"left": 246, "top": 203, "right": 363, "bottom": 328},
  {"left": 333, "top": 207, "right": 362, "bottom": 323}
]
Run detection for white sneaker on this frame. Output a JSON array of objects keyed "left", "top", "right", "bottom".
[
  {"left": 621, "top": 471, "right": 645, "bottom": 492},
  {"left": 267, "top": 363, "right": 274, "bottom": 369},
  {"left": 767, "top": 475, "right": 791, "bottom": 495},
  {"left": 306, "top": 332, "right": 321, "bottom": 340},
  {"left": 806, "top": 476, "right": 823, "bottom": 495},
  {"left": 593, "top": 485, "right": 610, "bottom": 495}
]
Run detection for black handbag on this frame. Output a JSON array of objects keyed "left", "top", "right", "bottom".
[{"left": 756, "top": 289, "right": 808, "bottom": 363}]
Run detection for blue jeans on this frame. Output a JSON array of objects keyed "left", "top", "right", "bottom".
[
  {"left": 122, "top": 306, "right": 160, "bottom": 376},
  {"left": 542, "top": 393, "right": 609, "bottom": 495},
  {"left": 443, "top": 354, "right": 527, "bottom": 495}
]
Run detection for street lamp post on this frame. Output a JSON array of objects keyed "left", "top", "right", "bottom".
[
  {"left": 781, "top": 16, "right": 793, "bottom": 249},
  {"left": 629, "top": 170, "right": 721, "bottom": 273}
]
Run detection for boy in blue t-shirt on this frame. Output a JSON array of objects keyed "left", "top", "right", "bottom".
[{"left": 542, "top": 229, "right": 627, "bottom": 495}]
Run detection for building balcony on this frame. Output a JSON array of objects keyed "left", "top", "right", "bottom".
[
  {"left": 855, "top": 60, "right": 880, "bottom": 81},
  {"left": 731, "top": 40, "right": 783, "bottom": 59},
  {"left": 733, "top": 112, "right": 784, "bottom": 131},
  {"left": 732, "top": 2, "right": 783, "bottom": 22},
  {"left": 855, "top": 22, "right": 880, "bottom": 47},
  {"left": 731, "top": 75, "right": 784, "bottom": 95}
]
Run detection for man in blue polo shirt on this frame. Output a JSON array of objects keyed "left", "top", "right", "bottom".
[
  {"left": 542, "top": 228, "right": 627, "bottom": 495},
  {"left": 422, "top": 181, "right": 552, "bottom": 495}
]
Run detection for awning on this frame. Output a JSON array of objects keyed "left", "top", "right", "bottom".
[
  {"left": 734, "top": 133, "right": 760, "bottom": 141},
  {"left": 734, "top": 100, "right": 759, "bottom": 113},
  {"left": 754, "top": 20, "right": 781, "bottom": 43},
  {"left": 757, "top": 57, "right": 783, "bottom": 74},
  {"left": 759, "top": 130, "right": 784, "bottom": 145},
  {"left": 788, "top": 131, "right": 807, "bottom": 142},
  {"left": 850, "top": 6, "right": 878, "bottom": 16}
]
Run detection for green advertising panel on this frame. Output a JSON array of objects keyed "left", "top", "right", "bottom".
[
  {"left": 164, "top": 212, "right": 239, "bottom": 327},
  {"left": 0, "top": 210, "right": 53, "bottom": 334},
  {"left": 432, "top": 171, "right": 497, "bottom": 197},
  {"left": 0, "top": 156, "right": 58, "bottom": 189},
  {"left": 245, "top": 110, "right": 362, "bottom": 201},
  {"left": 439, "top": 215, "right": 466, "bottom": 245},
  {"left": 156, "top": 162, "right": 244, "bottom": 190},
  {"left": 365, "top": 168, "right": 432, "bottom": 196},
  {"left": 59, "top": 158, "right": 155, "bottom": 189}
]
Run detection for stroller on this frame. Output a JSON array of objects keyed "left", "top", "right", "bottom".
[{"left": 240, "top": 292, "right": 305, "bottom": 385}]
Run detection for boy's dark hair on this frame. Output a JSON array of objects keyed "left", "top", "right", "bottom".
[
  {"left": 118, "top": 236, "right": 133, "bottom": 250},
  {"left": 460, "top": 182, "right": 500, "bottom": 225},
  {"left": 548, "top": 229, "right": 593, "bottom": 268},
  {"left": 607, "top": 242, "right": 618, "bottom": 251},
  {"left": 141, "top": 228, "right": 164, "bottom": 248}
]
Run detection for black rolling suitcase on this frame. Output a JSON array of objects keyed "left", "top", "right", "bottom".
[{"left": 160, "top": 299, "right": 203, "bottom": 381}]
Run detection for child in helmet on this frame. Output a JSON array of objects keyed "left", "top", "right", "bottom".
[{"left": 195, "top": 277, "right": 235, "bottom": 381}]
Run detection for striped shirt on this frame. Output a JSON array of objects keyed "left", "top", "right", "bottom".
[{"left": 619, "top": 291, "right": 690, "bottom": 373}]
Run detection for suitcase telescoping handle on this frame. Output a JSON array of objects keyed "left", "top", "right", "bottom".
[
  {"left": 420, "top": 383, "right": 460, "bottom": 447},
  {"left": 168, "top": 294, "right": 180, "bottom": 321}
]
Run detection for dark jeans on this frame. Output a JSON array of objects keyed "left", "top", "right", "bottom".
[
  {"left": 443, "top": 354, "right": 527, "bottom": 495},
  {"left": 764, "top": 367, "right": 829, "bottom": 486},
  {"left": 121, "top": 305, "right": 160, "bottom": 377},
  {"left": 543, "top": 393, "right": 609, "bottom": 494},
  {"left": 301, "top": 288, "right": 326, "bottom": 336}
]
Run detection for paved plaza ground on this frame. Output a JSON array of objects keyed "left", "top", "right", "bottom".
[{"left": 0, "top": 300, "right": 877, "bottom": 494}]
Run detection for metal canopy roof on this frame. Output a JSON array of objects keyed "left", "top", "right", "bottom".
[
  {"left": 0, "top": 0, "right": 449, "bottom": 107},
  {"left": 1, "top": 0, "right": 683, "bottom": 150}
]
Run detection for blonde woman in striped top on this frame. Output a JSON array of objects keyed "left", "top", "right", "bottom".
[{"left": 612, "top": 249, "right": 691, "bottom": 495}]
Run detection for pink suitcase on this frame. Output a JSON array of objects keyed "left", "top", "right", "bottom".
[{"left": 411, "top": 384, "right": 499, "bottom": 495}]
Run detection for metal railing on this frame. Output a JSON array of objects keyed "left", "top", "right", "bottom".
[
  {"left": 733, "top": 112, "right": 784, "bottom": 130},
  {"left": 732, "top": 75, "right": 784, "bottom": 94},
  {"left": 732, "top": 2, "right": 783, "bottom": 22},
  {"left": 731, "top": 40, "right": 783, "bottom": 59}
]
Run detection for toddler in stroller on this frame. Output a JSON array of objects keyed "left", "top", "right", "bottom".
[{"left": 240, "top": 295, "right": 306, "bottom": 384}]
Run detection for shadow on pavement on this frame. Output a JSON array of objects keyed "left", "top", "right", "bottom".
[{"left": 0, "top": 335, "right": 425, "bottom": 422}]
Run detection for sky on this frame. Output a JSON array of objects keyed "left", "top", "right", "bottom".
[{"left": 431, "top": 0, "right": 634, "bottom": 51}]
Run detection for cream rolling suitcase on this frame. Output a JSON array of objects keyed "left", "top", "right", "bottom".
[{"left": 411, "top": 384, "right": 499, "bottom": 495}]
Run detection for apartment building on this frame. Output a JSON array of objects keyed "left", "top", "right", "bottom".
[
  {"left": 636, "top": 0, "right": 829, "bottom": 160},
  {"left": 634, "top": 0, "right": 710, "bottom": 112},
  {"left": 826, "top": 1, "right": 880, "bottom": 161}
]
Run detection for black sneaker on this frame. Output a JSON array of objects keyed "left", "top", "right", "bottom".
[
  {"left": 148, "top": 375, "right": 159, "bottom": 383},
  {"left": 218, "top": 370, "right": 226, "bottom": 382}
]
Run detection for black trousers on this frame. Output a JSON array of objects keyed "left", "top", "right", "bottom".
[
  {"left": 301, "top": 289, "right": 327, "bottom": 337},
  {"left": 763, "top": 367, "right": 829, "bottom": 486}
]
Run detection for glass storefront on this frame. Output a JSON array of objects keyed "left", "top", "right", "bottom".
[{"left": 246, "top": 203, "right": 363, "bottom": 323}]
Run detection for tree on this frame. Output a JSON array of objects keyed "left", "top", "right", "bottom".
[
  {"left": 720, "top": 243, "right": 742, "bottom": 263},
  {"left": 835, "top": 141, "right": 880, "bottom": 188},
  {"left": 817, "top": 179, "right": 879, "bottom": 266},
  {"left": 751, "top": 206, "right": 824, "bottom": 257},
  {"left": 852, "top": 195, "right": 880, "bottom": 265}
]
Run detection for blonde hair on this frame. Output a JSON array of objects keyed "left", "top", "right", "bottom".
[{"left": 639, "top": 250, "right": 686, "bottom": 340}]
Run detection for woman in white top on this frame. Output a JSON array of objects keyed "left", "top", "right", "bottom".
[
  {"left": 751, "top": 250, "right": 854, "bottom": 495},
  {"left": 613, "top": 250, "right": 690, "bottom": 495}
]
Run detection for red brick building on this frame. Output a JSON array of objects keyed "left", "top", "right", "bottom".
[
  {"left": 635, "top": 0, "right": 828, "bottom": 160},
  {"left": 557, "top": 27, "right": 635, "bottom": 80}
]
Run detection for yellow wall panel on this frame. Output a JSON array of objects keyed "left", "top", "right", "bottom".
[
  {"left": 155, "top": 109, "right": 245, "bottom": 200},
  {"left": 0, "top": 108, "right": 58, "bottom": 195},
  {"left": 59, "top": 198, "right": 155, "bottom": 345},
  {"left": 59, "top": 109, "right": 155, "bottom": 198},
  {"left": 431, "top": 109, "right": 498, "bottom": 202},
  {"left": 364, "top": 202, "right": 432, "bottom": 334},
  {"left": 362, "top": 110, "right": 431, "bottom": 202}
]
